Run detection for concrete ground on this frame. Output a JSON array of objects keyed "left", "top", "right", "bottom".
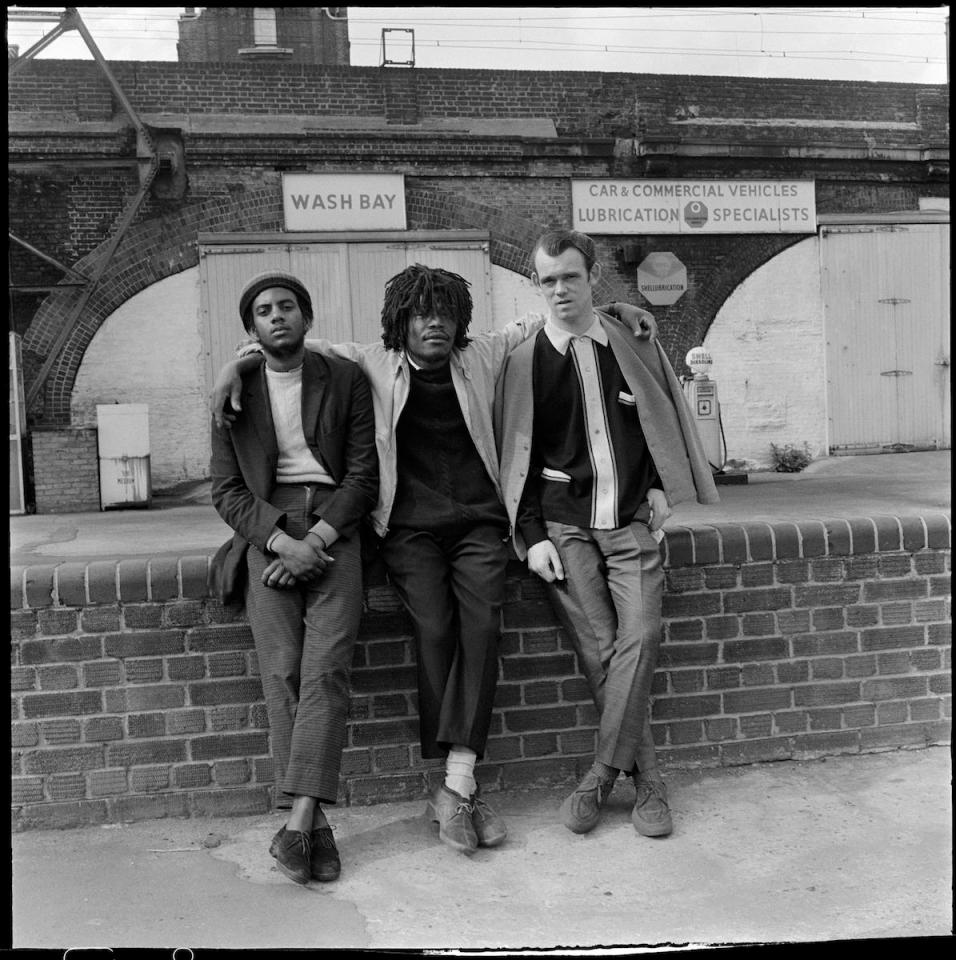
[
  {"left": 10, "top": 452, "right": 952, "bottom": 951},
  {"left": 11, "top": 747, "right": 952, "bottom": 951},
  {"left": 9, "top": 451, "right": 951, "bottom": 566}
]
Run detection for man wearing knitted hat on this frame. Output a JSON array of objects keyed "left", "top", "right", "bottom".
[
  {"left": 212, "top": 263, "right": 654, "bottom": 857},
  {"left": 210, "top": 271, "right": 378, "bottom": 885}
]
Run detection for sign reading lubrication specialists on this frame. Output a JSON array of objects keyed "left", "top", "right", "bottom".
[
  {"left": 282, "top": 174, "right": 407, "bottom": 231},
  {"left": 571, "top": 180, "right": 816, "bottom": 234}
]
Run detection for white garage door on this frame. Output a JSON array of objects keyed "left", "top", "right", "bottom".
[
  {"left": 198, "top": 232, "right": 492, "bottom": 394},
  {"left": 821, "top": 219, "right": 950, "bottom": 452}
]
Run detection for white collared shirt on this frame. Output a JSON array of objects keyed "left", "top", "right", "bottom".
[{"left": 543, "top": 312, "right": 609, "bottom": 355}]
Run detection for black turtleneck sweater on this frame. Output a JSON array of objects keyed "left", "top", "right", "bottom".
[{"left": 389, "top": 361, "right": 507, "bottom": 534}]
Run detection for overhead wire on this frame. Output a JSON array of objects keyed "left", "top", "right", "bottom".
[{"left": 6, "top": 5, "right": 948, "bottom": 71}]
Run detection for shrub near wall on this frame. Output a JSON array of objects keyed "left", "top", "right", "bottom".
[{"left": 10, "top": 514, "right": 951, "bottom": 830}]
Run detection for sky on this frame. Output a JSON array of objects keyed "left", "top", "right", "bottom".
[{"left": 5, "top": 6, "right": 950, "bottom": 84}]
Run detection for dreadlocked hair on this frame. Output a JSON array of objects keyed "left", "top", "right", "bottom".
[{"left": 380, "top": 263, "right": 473, "bottom": 352}]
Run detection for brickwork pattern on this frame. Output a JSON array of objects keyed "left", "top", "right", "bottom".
[
  {"left": 176, "top": 7, "right": 350, "bottom": 66},
  {"left": 30, "top": 428, "right": 100, "bottom": 514},
  {"left": 10, "top": 514, "right": 950, "bottom": 830},
  {"left": 9, "top": 63, "right": 948, "bottom": 145},
  {"left": 12, "top": 61, "right": 947, "bottom": 429}
]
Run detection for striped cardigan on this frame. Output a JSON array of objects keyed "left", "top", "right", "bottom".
[{"left": 495, "top": 312, "right": 720, "bottom": 560}]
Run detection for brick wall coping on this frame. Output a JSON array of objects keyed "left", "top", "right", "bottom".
[{"left": 11, "top": 513, "right": 950, "bottom": 611}]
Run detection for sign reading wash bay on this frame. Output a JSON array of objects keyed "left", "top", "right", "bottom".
[
  {"left": 283, "top": 174, "right": 407, "bottom": 231},
  {"left": 572, "top": 180, "right": 816, "bottom": 234}
]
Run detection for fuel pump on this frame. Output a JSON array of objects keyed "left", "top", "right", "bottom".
[{"left": 681, "top": 347, "right": 725, "bottom": 472}]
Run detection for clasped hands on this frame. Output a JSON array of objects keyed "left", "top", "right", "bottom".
[{"left": 262, "top": 531, "right": 333, "bottom": 589}]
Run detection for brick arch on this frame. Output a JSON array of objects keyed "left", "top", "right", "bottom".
[
  {"left": 405, "top": 185, "right": 810, "bottom": 371},
  {"left": 404, "top": 183, "right": 623, "bottom": 303},
  {"left": 643, "top": 234, "right": 808, "bottom": 368},
  {"left": 29, "top": 180, "right": 794, "bottom": 424},
  {"left": 26, "top": 182, "right": 566, "bottom": 427},
  {"left": 24, "top": 185, "right": 287, "bottom": 425}
]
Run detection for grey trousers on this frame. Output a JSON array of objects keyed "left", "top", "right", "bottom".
[
  {"left": 544, "top": 518, "right": 664, "bottom": 775},
  {"left": 244, "top": 484, "right": 363, "bottom": 804}
]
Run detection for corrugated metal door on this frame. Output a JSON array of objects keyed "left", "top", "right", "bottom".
[
  {"left": 346, "top": 243, "right": 414, "bottom": 344},
  {"left": 403, "top": 240, "right": 493, "bottom": 332},
  {"left": 200, "top": 238, "right": 492, "bottom": 392},
  {"left": 821, "top": 222, "right": 950, "bottom": 452},
  {"left": 346, "top": 240, "right": 492, "bottom": 344},
  {"left": 199, "top": 243, "right": 350, "bottom": 391}
]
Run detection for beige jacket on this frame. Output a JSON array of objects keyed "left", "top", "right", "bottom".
[{"left": 305, "top": 314, "right": 547, "bottom": 536}]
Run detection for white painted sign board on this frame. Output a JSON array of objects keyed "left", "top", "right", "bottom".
[
  {"left": 572, "top": 180, "right": 816, "bottom": 234},
  {"left": 283, "top": 174, "right": 407, "bottom": 231}
]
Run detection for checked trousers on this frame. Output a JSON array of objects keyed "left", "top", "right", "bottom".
[
  {"left": 243, "top": 484, "right": 363, "bottom": 805},
  {"left": 543, "top": 518, "right": 664, "bottom": 776}
]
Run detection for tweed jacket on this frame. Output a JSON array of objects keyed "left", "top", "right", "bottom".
[
  {"left": 495, "top": 312, "right": 719, "bottom": 559},
  {"left": 303, "top": 313, "right": 548, "bottom": 537},
  {"left": 209, "top": 350, "right": 378, "bottom": 596}
]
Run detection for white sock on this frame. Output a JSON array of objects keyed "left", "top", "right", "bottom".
[{"left": 444, "top": 746, "right": 477, "bottom": 797}]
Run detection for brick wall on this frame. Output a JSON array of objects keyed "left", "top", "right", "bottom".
[
  {"left": 176, "top": 7, "right": 350, "bottom": 65},
  {"left": 10, "top": 514, "right": 950, "bottom": 830},
  {"left": 30, "top": 428, "right": 100, "bottom": 514},
  {"left": 8, "top": 62, "right": 949, "bottom": 144},
  {"left": 11, "top": 60, "right": 947, "bottom": 427}
]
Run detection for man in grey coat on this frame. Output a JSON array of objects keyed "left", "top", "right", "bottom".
[{"left": 496, "top": 230, "right": 719, "bottom": 839}]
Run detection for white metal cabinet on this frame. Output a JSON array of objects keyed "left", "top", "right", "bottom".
[{"left": 97, "top": 403, "right": 152, "bottom": 509}]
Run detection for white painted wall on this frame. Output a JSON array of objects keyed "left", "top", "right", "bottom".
[
  {"left": 70, "top": 264, "right": 545, "bottom": 489},
  {"left": 490, "top": 266, "right": 542, "bottom": 329},
  {"left": 71, "top": 270, "right": 210, "bottom": 490},
  {"left": 702, "top": 237, "right": 828, "bottom": 471},
  {"left": 70, "top": 249, "right": 831, "bottom": 485}
]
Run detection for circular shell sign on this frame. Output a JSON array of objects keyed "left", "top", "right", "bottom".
[{"left": 636, "top": 252, "right": 687, "bottom": 305}]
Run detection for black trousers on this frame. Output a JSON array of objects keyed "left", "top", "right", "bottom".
[{"left": 381, "top": 523, "right": 508, "bottom": 760}]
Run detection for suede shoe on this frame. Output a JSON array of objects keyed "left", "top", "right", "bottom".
[
  {"left": 426, "top": 784, "right": 478, "bottom": 853},
  {"left": 470, "top": 787, "right": 507, "bottom": 848},
  {"left": 560, "top": 769, "right": 616, "bottom": 834},
  {"left": 269, "top": 825, "right": 312, "bottom": 884},
  {"left": 310, "top": 826, "right": 341, "bottom": 882},
  {"left": 631, "top": 776, "right": 673, "bottom": 837}
]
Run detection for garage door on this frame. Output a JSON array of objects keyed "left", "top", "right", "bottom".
[
  {"left": 198, "top": 233, "right": 491, "bottom": 394},
  {"left": 821, "top": 221, "right": 950, "bottom": 452}
]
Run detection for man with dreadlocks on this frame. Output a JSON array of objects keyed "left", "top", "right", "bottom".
[{"left": 213, "top": 262, "right": 655, "bottom": 856}]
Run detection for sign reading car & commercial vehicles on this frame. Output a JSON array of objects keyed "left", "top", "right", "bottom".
[
  {"left": 571, "top": 179, "right": 816, "bottom": 234},
  {"left": 283, "top": 173, "right": 407, "bottom": 231}
]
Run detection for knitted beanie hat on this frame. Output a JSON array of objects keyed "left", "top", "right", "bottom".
[{"left": 238, "top": 270, "right": 313, "bottom": 327}]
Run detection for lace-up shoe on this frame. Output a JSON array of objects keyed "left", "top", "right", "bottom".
[
  {"left": 470, "top": 787, "right": 507, "bottom": 847},
  {"left": 269, "top": 825, "right": 312, "bottom": 884},
  {"left": 426, "top": 784, "right": 478, "bottom": 853},
  {"left": 560, "top": 769, "right": 616, "bottom": 834},
  {"left": 631, "top": 776, "right": 673, "bottom": 837},
  {"left": 309, "top": 826, "right": 341, "bottom": 881}
]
